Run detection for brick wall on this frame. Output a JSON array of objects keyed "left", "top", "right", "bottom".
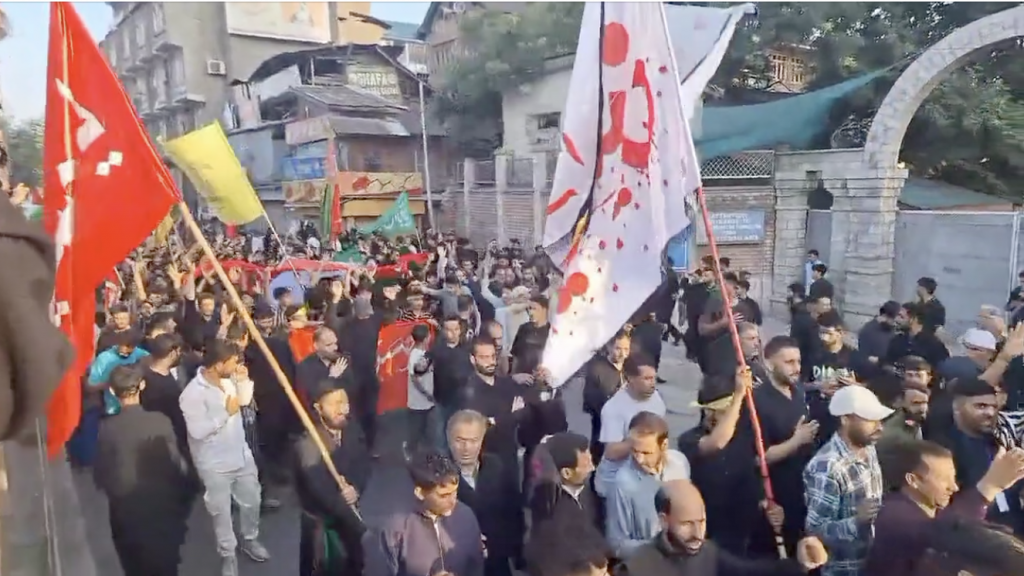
[{"left": 696, "top": 184, "right": 777, "bottom": 304}]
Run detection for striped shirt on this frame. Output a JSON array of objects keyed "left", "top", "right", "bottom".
[{"left": 803, "top": 433, "right": 883, "bottom": 576}]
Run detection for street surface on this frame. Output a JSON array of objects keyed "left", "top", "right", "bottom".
[{"left": 75, "top": 318, "right": 789, "bottom": 575}]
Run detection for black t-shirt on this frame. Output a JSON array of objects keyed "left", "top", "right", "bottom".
[
  {"left": 806, "top": 345, "right": 871, "bottom": 445},
  {"left": 510, "top": 322, "right": 550, "bottom": 375},
  {"left": 920, "top": 298, "right": 946, "bottom": 333},
  {"left": 700, "top": 295, "right": 758, "bottom": 377},
  {"left": 749, "top": 381, "right": 811, "bottom": 515},
  {"left": 677, "top": 425, "right": 759, "bottom": 517}
]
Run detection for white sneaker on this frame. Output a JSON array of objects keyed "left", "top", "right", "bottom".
[
  {"left": 221, "top": 555, "right": 239, "bottom": 576},
  {"left": 240, "top": 538, "right": 271, "bottom": 563}
]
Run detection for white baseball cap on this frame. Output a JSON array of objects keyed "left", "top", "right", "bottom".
[
  {"left": 829, "top": 386, "right": 894, "bottom": 422},
  {"left": 960, "top": 328, "right": 998, "bottom": 352}
]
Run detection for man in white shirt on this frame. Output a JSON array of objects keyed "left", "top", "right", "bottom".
[
  {"left": 407, "top": 324, "right": 436, "bottom": 453},
  {"left": 593, "top": 353, "right": 667, "bottom": 497},
  {"left": 179, "top": 339, "right": 269, "bottom": 576}
]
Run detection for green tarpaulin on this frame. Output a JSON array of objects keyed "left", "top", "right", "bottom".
[{"left": 696, "top": 67, "right": 895, "bottom": 160}]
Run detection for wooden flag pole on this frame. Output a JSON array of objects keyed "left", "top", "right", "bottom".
[{"left": 176, "top": 201, "right": 363, "bottom": 521}]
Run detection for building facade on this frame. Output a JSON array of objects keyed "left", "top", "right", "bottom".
[{"left": 99, "top": 2, "right": 425, "bottom": 144}]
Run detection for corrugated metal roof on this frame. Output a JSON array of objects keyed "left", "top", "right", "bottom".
[
  {"left": 384, "top": 20, "right": 421, "bottom": 41},
  {"left": 290, "top": 84, "right": 407, "bottom": 112},
  {"left": 327, "top": 116, "right": 411, "bottom": 137},
  {"left": 899, "top": 177, "right": 1009, "bottom": 209}
]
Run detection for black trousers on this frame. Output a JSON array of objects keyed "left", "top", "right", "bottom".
[
  {"left": 109, "top": 504, "right": 185, "bottom": 576},
  {"left": 485, "top": 555, "right": 514, "bottom": 576}
]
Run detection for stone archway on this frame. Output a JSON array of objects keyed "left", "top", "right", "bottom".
[
  {"left": 769, "top": 7, "right": 1024, "bottom": 323},
  {"left": 864, "top": 5, "right": 1024, "bottom": 169}
]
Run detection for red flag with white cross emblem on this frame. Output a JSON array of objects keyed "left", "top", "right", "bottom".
[{"left": 42, "top": 2, "right": 181, "bottom": 455}]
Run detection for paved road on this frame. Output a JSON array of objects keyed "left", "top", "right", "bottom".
[{"left": 75, "top": 318, "right": 789, "bottom": 575}]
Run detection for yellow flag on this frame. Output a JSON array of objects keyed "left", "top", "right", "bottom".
[
  {"left": 154, "top": 210, "right": 175, "bottom": 246},
  {"left": 164, "top": 122, "right": 265, "bottom": 225}
]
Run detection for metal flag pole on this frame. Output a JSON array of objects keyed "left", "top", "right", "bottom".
[{"left": 418, "top": 79, "right": 435, "bottom": 230}]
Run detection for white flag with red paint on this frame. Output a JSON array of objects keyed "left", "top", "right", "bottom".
[{"left": 541, "top": 2, "right": 702, "bottom": 387}]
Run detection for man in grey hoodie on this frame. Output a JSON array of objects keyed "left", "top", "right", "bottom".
[
  {"left": 605, "top": 411, "right": 691, "bottom": 558},
  {"left": 363, "top": 449, "right": 485, "bottom": 576}
]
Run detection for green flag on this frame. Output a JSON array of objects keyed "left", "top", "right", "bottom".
[
  {"left": 319, "top": 181, "right": 334, "bottom": 239},
  {"left": 333, "top": 246, "right": 363, "bottom": 264},
  {"left": 357, "top": 192, "right": 416, "bottom": 238}
]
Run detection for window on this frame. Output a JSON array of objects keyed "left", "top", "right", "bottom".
[
  {"left": 108, "top": 43, "right": 118, "bottom": 67},
  {"left": 171, "top": 52, "right": 185, "bottom": 85},
  {"left": 122, "top": 30, "right": 130, "bottom": 56},
  {"left": 535, "top": 112, "right": 561, "bottom": 130},
  {"left": 134, "top": 19, "right": 146, "bottom": 49},
  {"left": 362, "top": 151, "right": 383, "bottom": 172},
  {"left": 152, "top": 4, "right": 165, "bottom": 34}
]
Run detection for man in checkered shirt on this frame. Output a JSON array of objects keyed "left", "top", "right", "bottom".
[{"left": 803, "top": 385, "right": 890, "bottom": 576}]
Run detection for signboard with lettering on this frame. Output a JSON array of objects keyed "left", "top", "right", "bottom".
[
  {"left": 282, "top": 157, "right": 325, "bottom": 181},
  {"left": 285, "top": 117, "right": 332, "bottom": 146},
  {"left": 696, "top": 210, "right": 766, "bottom": 245},
  {"left": 346, "top": 65, "right": 402, "bottom": 102}
]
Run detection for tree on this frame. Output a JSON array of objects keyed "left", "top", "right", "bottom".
[
  {"left": 712, "top": 2, "right": 1024, "bottom": 199},
  {"left": 441, "top": 2, "right": 1024, "bottom": 198},
  {"left": 0, "top": 117, "right": 44, "bottom": 189},
  {"left": 432, "top": 3, "right": 584, "bottom": 157}
]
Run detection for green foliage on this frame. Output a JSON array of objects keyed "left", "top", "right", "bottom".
[
  {"left": 441, "top": 1, "right": 1024, "bottom": 198},
  {"left": 712, "top": 2, "right": 1024, "bottom": 199},
  {"left": 432, "top": 3, "right": 584, "bottom": 157},
  {"left": 1, "top": 117, "right": 44, "bottom": 188}
]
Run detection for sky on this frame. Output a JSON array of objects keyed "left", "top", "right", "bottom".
[{"left": 0, "top": 1, "right": 431, "bottom": 121}]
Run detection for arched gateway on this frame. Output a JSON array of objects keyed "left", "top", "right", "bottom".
[
  {"left": 771, "top": 6, "right": 1024, "bottom": 325},
  {"left": 864, "top": 5, "right": 1024, "bottom": 169}
]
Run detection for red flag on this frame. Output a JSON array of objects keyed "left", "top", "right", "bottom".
[
  {"left": 42, "top": 3, "right": 181, "bottom": 455},
  {"left": 375, "top": 321, "right": 435, "bottom": 415},
  {"left": 326, "top": 138, "right": 343, "bottom": 241}
]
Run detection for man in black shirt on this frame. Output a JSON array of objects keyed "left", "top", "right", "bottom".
[
  {"left": 885, "top": 302, "right": 949, "bottom": 369},
  {"left": 617, "top": 480, "right": 826, "bottom": 576},
  {"left": 95, "top": 365, "right": 193, "bottom": 576},
  {"left": 583, "top": 331, "right": 631, "bottom": 462},
  {"left": 510, "top": 295, "right": 551, "bottom": 376},
  {"left": 929, "top": 378, "right": 1024, "bottom": 535},
  {"left": 808, "top": 263, "right": 834, "bottom": 301},
  {"left": 697, "top": 272, "right": 757, "bottom": 377},
  {"left": 916, "top": 276, "right": 946, "bottom": 334},
  {"left": 296, "top": 327, "right": 350, "bottom": 413},
  {"left": 677, "top": 370, "right": 758, "bottom": 556},
  {"left": 429, "top": 315, "right": 473, "bottom": 443},
  {"left": 682, "top": 268, "right": 714, "bottom": 364},
  {"left": 805, "top": 310, "right": 874, "bottom": 445},
  {"left": 458, "top": 338, "right": 535, "bottom": 480},
  {"left": 790, "top": 295, "right": 830, "bottom": 382},
  {"left": 140, "top": 333, "right": 191, "bottom": 462},
  {"left": 858, "top": 300, "right": 901, "bottom": 363}
]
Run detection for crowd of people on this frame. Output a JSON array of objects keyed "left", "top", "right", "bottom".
[{"left": 54, "top": 209, "right": 1024, "bottom": 576}]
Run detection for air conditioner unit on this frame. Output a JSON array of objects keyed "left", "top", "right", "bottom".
[{"left": 206, "top": 59, "right": 227, "bottom": 76}]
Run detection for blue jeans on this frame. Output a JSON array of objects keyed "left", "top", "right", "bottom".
[{"left": 67, "top": 406, "right": 103, "bottom": 468}]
